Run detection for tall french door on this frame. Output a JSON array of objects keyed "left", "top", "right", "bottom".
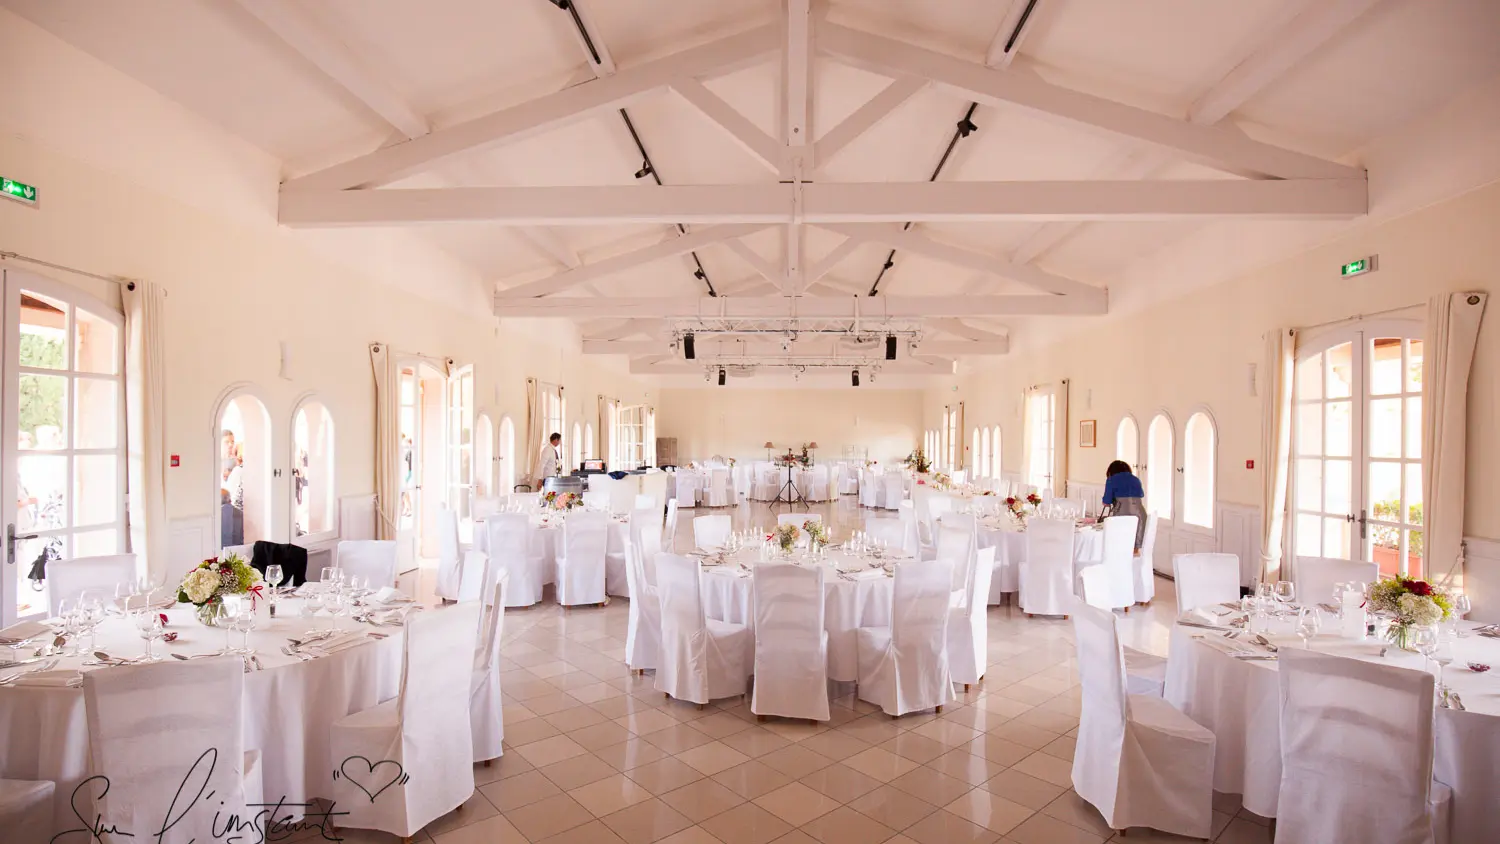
[
  {"left": 1292, "top": 322, "right": 1425, "bottom": 577},
  {"left": 2, "top": 268, "right": 128, "bottom": 625}
]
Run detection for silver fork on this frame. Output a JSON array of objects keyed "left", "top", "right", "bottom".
[{"left": 0, "top": 658, "right": 59, "bottom": 685}]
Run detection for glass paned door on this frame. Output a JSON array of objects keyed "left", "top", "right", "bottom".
[
  {"left": 1292, "top": 325, "right": 1424, "bottom": 576},
  {"left": 3, "top": 269, "right": 127, "bottom": 624}
]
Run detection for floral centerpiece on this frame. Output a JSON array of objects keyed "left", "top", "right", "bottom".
[
  {"left": 1005, "top": 492, "right": 1043, "bottom": 526},
  {"left": 902, "top": 448, "right": 931, "bottom": 473},
  {"left": 542, "top": 490, "right": 581, "bottom": 511},
  {"left": 771, "top": 523, "right": 801, "bottom": 554},
  {"left": 1368, "top": 575, "right": 1452, "bottom": 650},
  {"left": 803, "top": 519, "right": 830, "bottom": 550},
  {"left": 178, "top": 553, "right": 263, "bottom": 626},
  {"left": 931, "top": 472, "right": 952, "bottom": 490}
]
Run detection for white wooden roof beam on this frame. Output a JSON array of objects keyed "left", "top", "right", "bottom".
[
  {"left": 497, "top": 223, "right": 770, "bottom": 298},
  {"left": 785, "top": 0, "right": 814, "bottom": 166},
  {"left": 671, "top": 78, "right": 786, "bottom": 174},
  {"left": 817, "top": 21, "right": 1363, "bottom": 181},
  {"left": 722, "top": 239, "right": 788, "bottom": 288},
  {"left": 805, "top": 236, "right": 863, "bottom": 283},
  {"left": 562, "top": 0, "right": 617, "bottom": 77},
  {"left": 813, "top": 75, "right": 927, "bottom": 167},
  {"left": 229, "top": 0, "right": 429, "bottom": 139},
  {"left": 494, "top": 294, "right": 1106, "bottom": 319},
  {"left": 586, "top": 338, "right": 1007, "bottom": 356},
  {"left": 925, "top": 318, "right": 1009, "bottom": 343},
  {"left": 283, "top": 178, "right": 1366, "bottom": 227},
  {"left": 630, "top": 358, "right": 955, "bottom": 375},
  {"left": 583, "top": 319, "right": 661, "bottom": 341},
  {"left": 282, "top": 23, "right": 779, "bottom": 192},
  {"left": 985, "top": 0, "right": 1048, "bottom": 69}
]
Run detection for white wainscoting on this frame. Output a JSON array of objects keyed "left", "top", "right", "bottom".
[
  {"left": 167, "top": 515, "right": 214, "bottom": 585},
  {"left": 1463, "top": 536, "right": 1500, "bottom": 623},
  {"left": 339, "top": 494, "right": 377, "bottom": 541}
]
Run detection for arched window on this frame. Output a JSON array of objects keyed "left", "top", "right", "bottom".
[
  {"left": 584, "top": 422, "right": 594, "bottom": 460},
  {"left": 291, "top": 397, "right": 335, "bottom": 539},
  {"left": 990, "top": 426, "right": 1002, "bottom": 478},
  {"left": 1183, "top": 411, "right": 1217, "bottom": 529},
  {"left": 571, "top": 421, "right": 582, "bottom": 469},
  {"left": 976, "top": 429, "right": 989, "bottom": 479},
  {"left": 1116, "top": 415, "right": 1139, "bottom": 470},
  {"left": 971, "top": 428, "right": 981, "bottom": 474},
  {"left": 216, "top": 390, "right": 273, "bottom": 550},
  {"left": 1146, "top": 413, "right": 1175, "bottom": 519},
  {"left": 498, "top": 416, "right": 516, "bottom": 492}
]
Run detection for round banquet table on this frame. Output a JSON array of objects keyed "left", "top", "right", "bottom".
[
  {"left": 473, "top": 513, "right": 632, "bottom": 597},
  {"left": 973, "top": 520, "right": 1105, "bottom": 600},
  {"left": 697, "top": 548, "right": 898, "bottom": 682},
  {"left": 0, "top": 598, "right": 405, "bottom": 834},
  {"left": 1163, "top": 615, "right": 1499, "bottom": 836}
]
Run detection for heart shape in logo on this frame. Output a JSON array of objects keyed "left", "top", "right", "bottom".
[{"left": 339, "top": 756, "right": 406, "bottom": 803}]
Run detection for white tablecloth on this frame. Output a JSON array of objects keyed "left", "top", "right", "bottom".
[
  {"left": 697, "top": 549, "right": 896, "bottom": 682},
  {"left": 474, "top": 514, "right": 631, "bottom": 597},
  {"left": 0, "top": 599, "right": 405, "bottom": 835},
  {"left": 975, "top": 522, "right": 1105, "bottom": 600},
  {"left": 1163, "top": 617, "right": 1499, "bottom": 832}
]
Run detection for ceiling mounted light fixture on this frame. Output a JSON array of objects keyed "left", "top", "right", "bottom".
[
  {"left": 682, "top": 333, "right": 695, "bottom": 360},
  {"left": 885, "top": 335, "right": 897, "bottom": 360},
  {"left": 851, "top": 369, "right": 860, "bottom": 387},
  {"left": 718, "top": 368, "right": 727, "bottom": 386},
  {"left": 633, "top": 161, "right": 653, "bottom": 179}
]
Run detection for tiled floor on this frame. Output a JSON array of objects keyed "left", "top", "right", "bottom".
[{"left": 321, "top": 497, "right": 1273, "bottom": 844}]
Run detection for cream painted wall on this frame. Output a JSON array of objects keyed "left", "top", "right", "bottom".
[
  {"left": 924, "top": 179, "right": 1499, "bottom": 537},
  {"left": 657, "top": 389, "right": 922, "bottom": 464},
  {"left": 0, "top": 13, "right": 651, "bottom": 538}
]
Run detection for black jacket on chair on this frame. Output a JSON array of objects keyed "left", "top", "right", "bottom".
[{"left": 250, "top": 541, "right": 308, "bottom": 587}]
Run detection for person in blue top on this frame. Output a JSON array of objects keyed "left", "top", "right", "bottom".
[{"left": 1102, "top": 460, "right": 1148, "bottom": 550}]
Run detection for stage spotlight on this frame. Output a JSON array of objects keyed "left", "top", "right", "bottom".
[
  {"left": 634, "top": 161, "right": 654, "bottom": 179},
  {"left": 851, "top": 369, "right": 860, "bottom": 387},
  {"left": 718, "top": 368, "right": 727, "bottom": 386},
  {"left": 683, "top": 333, "right": 695, "bottom": 359},
  {"left": 885, "top": 334, "right": 897, "bottom": 360}
]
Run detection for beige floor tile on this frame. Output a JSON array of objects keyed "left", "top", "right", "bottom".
[
  {"left": 571, "top": 773, "right": 656, "bottom": 818},
  {"left": 758, "top": 744, "right": 835, "bottom": 779},
  {"left": 516, "top": 734, "right": 590, "bottom": 768},
  {"left": 537, "top": 819, "right": 628, "bottom": 844},
  {"left": 678, "top": 741, "right": 753, "bottom": 776},
  {"left": 722, "top": 726, "right": 796, "bottom": 759},
  {"left": 421, "top": 791, "right": 499, "bottom": 838},
  {"left": 431, "top": 811, "right": 528, "bottom": 844},
  {"left": 842, "top": 747, "right": 922, "bottom": 783},
  {"left": 593, "top": 695, "right": 661, "bottom": 720},
  {"left": 505, "top": 716, "right": 563, "bottom": 747},
  {"left": 1004, "top": 813, "right": 1106, "bottom": 844},
  {"left": 545, "top": 704, "right": 610, "bottom": 732},
  {"left": 797, "top": 806, "right": 897, "bottom": 844},
  {"left": 601, "top": 798, "right": 697, "bottom": 844},
  {"left": 627, "top": 757, "right": 707, "bottom": 794},
  {"left": 760, "top": 719, "right": 830, "bottom": 743},
  {"left": 752, "top": 782, "right": 841, "bottom": 827},
  {"left": 481, "top": 769, "right": 561, "bottom": 813},
  {"left": 596, "top": 739, "right": 672, "bottom": 773},
  {"left": 1214, "top": 817, "right": 1274, "bottom": 844},
  {"left": 961, "top": 734, "right": 1032, "bottom": 767},
  {"left": 798, "top": 730, "right": 872, "bottom": 761},
  {"left": 1009, "top": 752, "right": 1073, "bottom": 789},
  {"left": 974, "top": 695, "right": 1033, "bottom": 718},
  {"left": 899, "top": 809, "right": 1001, "bottom": 844},
  {"left": 570, "top": 681, "right": 628, "bottom": 704},
  {"left": 618, "top": 708, "right": 684, "bottom": 736},
  {"left": 528, "top": 693, "right": 586, "bottom": 716},
  {"left": 528, "top": 660, "right": 578, "bottom": 679},
  {"left": 1038, "top": 735, "right": 1076, "bottom": 762},
  {"left": 906, "top": 718, "right": 983, "bottom": 748},
  {"left": 644, "top": 722, "right": 717, "bottom": 754},
  {"left": 540, "top": 752, "right": 621, "bottom": 790},
  {"left": 1041, "top": 790, "right": 1115, "bottom": 838},
  {"left": 835, "top": 715, "right": 905, "bottom": 745},
  {"left": 657, "top": 827, "right": 727, "bottom": 844},
  {"left": 693, "top": 711, "right": 760, "bottom": 739},
  {"left": 877, "top": 732, "right": 949, "bottom": 765},
  {"left": 503, "top": 792, "right": 592, "bottom": 841},
  {"left": 712, "top": 760, "right": 796, "bottom": 801},
  {"left": 798, "top": 763, "right": 884, "bottom": 803},
  {"left": 924, "top": 749, "right": 1006, "bottom": 787},
  {"left": 984, "top": 722, "right": 1056, "bottom": 750},
  {"left": 887, "top": 766, "right": 973, "bottom": 807},
  {"left": 942, "top": 790, "right": 1034, "bottom": 836},
  {"left": 489, "top": 751, "right": 536, "bottom": 780},
  {"left": 936, "top": 706, "right": 1014, "bottom": 733},
  {"left": 768, "top": 831, "right": 819, "bottom": 844},
  {"left": 698, "top": 802, "right": 795, "bottom": 844},
  {"left": 658, "top": 778, "right": 747, "bottom": 823},
  {"left": 979, "top": 768, "right": 1067, "bottom": 811},
  {"left": 845, "top": 786, "right": 939, "bottom": 831},
  {"left": 503, "top": 702, "right": 538, "bottom": 725},
  {"left": 571, "top": 721, "right": 636, "bottom": 751}
]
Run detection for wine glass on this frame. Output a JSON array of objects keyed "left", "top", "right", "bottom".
[
  {"left": 1432, "top": 633, "right": 1454, "bottom": 694},
  {"left": 1296, "top": 607, "right": 1322, "bottom": 649},
  {"left": 77, "top": 591, "right": 106, "bottom": 654},
  {"left": 217, "top": 596, "right": 242, "bottom": 654},
  {"left": 1413, "top": 625, "right": 1440, "bottom": 674},
  {"left": 227, "top": 595, "right": 257, "bottom": 655},
  {"left": 265, "top": 564, "right": 284, "bottom": 618},
  {"left": 320, "top": 566, "right": 342, "bottom": 589},
  {"left": 112, "top": 580, "right": 134, "bottom": 616},
  {"left": 1273, "top": 581, "right": 1296, "bottom": 613},
  {"left": 133, "top": 609, "right": 165, "bottom": 661},
  {"left": 1453, "top": 593, "right": 1472, "bottom": 637},
  {"left": 321, "top": 589, "right": 346, "bottom": 632}
]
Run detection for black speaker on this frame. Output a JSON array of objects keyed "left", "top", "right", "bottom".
[
  {"left": 718, "top": 368, "right": 726, "bottom": 386},
  {"left": 683, "top": 333, "right": 695, "bottom": 360},
  {"left": 885, "top": 335, "right": 897, "bottom": 360},
  {"left": 852, "top": 369, "right": 860, "bottom": 387}
]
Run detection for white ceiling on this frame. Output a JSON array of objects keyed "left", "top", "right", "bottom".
[{"left": 7, "top": 0, "right": 1499, "bottom": 388}]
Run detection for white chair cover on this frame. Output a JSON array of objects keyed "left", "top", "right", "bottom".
[
  {"left": 221, "top": 543, "right": 253, "bottom": 561},
  {"left": 693, "top": 515, "right": 731, "bottom": 551},
  {"left": 486, "top": 514, "right": 543, "bottom": 607},
  {"left": 881, "top": 474, "right": 904, "bottom": 510},
  {"left": 663, "top": 498, "right": 679, "bottom": 553},
  {"left": 706, "top": 468, "right": 733, "bottom": 507},
  {"left": 1072, "top": 602, "right": 1215, "bottom": 838},
  {"left": 473, "top": 495, "right": 502, "bottom": 520},
  {"left": 804, "top": 466, "right": 830, "bottom": 502},
  {"left": 331, "top": 602, "right": 481, "bottom": 838},
  {"left": 1173, "top": 553, "right": 1242, "bottom": 611},
  {"left": 556, "top": 511, "right": 610, "bottom": 606},
  {"left": 1275, "top": 648, "right": 1451, "bottom": 844},
  {"left": 583, "top": 484, "right": 610, "bottom": 511},
  {"left": 1433, "top": 707, "right": 1495, "bottom": 844},
  {"left": 1133, "top": 513, "right": 1159, "bottom": 602},
  {"left": 83, "top": 657, "right": 262, "bottom": 842},
  {"left": 855, "top": 560, "right": 955, "bottom": 716},
  {"left": 859, "top": 471, "right": 879, "bottom": 507},
  {"left": 336, "top": 539, "right": 399, "bottom": 588},
  {"left": 935, "top": 522, "right": 976, "bottom": 610},
  {"left": 675, "top": 472, "right": 700, "bottom": 508},
  {"left": 48, "top": 554, "right": 136, "bottom": 615},
  {"left": 625, "top": 511, "right": 663, "bottom": 672},
  {"left": 607, "top": 478, "right": 637, "bottom": 516},
  {"left": 863, "top": 518, "right": 913, "bottom": 557},
  {"left": 471, "top": 570, "right": 509, "bottom": 762},
  {"left": 1020, "top": 518, "right": 1075, "bottom": 616},
  {"left": 1294, "top": 556, "right": 1379, "bottom": 608},
  {"left": 948, "top": 546, "right": 995, "bottom": 689},
  {"left": 1089, "top": 516, "right": 1138, "bottom": 611},
  {"left": 751, "top": 564, "right": 830, "bottom": 721},
  {"left": 436, "top": 506, "right": 465, "bottom": 601},
  {"left": 0, "top": 778, "right": 54, "bottom": 844},
  {"left": 840, "top": 466, "right": 860, "bottom": 496},
  {"left": 640, "top": 472, "right": 668, "bottom": 512},
  {"left": 754, "top": 468, "right": 780, "bottom": 502},
  {"left": 654, "top": 554, "right": 750, "bottom": 704},
  {"left": 634, "top": 493, "right": 656, "bottom": 510}
]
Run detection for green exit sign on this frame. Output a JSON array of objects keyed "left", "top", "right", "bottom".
[
  {"left": 1340, "top": 255, "right": 1377, "bottom": 278},
  {"left": 2, "top": 177, "right": 38, "bottom": 206}
]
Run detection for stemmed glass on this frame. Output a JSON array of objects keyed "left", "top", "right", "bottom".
[
  {"left": 112, "top": 581, "right": 134, "bottom": 616},
  {"left": 1453, "top": 593, "right": 1472, "bottom": 637},
  {"left": 265, "top": 564, "right": 284, "bottom": 618},
  {"left": 133, "top": 609, "right": 165, "bottom": 661},
  {"left": 321, "top": 588, "right": 346, "bottom": 632},
  {"left": 216, "top": 597, "right": 240, "bottom": 654},
  {"left": 320, "top": 566, "right": 343, "bottom": 590},
  {"left": 77, "top": 591, "right": 106, "bottom": 654},
  {"left": 1432, "top": 632, "right": 1454, "bottom": 695},
  {"left": 1296, "top": 607, "right": 1322, "bottom": 648},
  {"left": 1273, "top": 581, "right": 1296, "bottom": 614},
  {"left": 1413, "top": 625, "right": 1440, "bottom": 675},
  {"left": 224, "top": 594, "right": 257, "bottom": 655}
]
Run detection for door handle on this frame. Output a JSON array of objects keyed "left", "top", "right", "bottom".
[{"left": 6, "top": 523, "right": 39, "bottom": 565}]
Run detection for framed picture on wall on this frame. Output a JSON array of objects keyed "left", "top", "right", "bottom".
[{"left": 1079, "top": 419, "right": 1097, "bottom": 448}]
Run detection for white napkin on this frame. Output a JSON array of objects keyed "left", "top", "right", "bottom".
[
  {"left": 848, "top": 568, "right": 887, "bottom": 581},
  {"left": 0, "top": 620, "right": 50, "bottom": 644},
  {"left": 372, "top": 586, "right": 411, "bottom": 604},
  {"left": 1182, "top": 608, "right": 1224, "bottom": 627},
  {"left": 318, "top": 633, "right": 371, "bottom": 654},
  {"left": 11, "top": 669, "right": 83, "bottom": 687}
]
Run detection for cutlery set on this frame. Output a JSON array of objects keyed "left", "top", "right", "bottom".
[{"left": 0, "top": 658, "right": 60, "bottom": 685}]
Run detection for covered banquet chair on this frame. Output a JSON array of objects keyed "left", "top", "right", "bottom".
[
  {"left": 751, "top": 563, "right": 830, "bottom": 721},
  {"left": 855, "top": 559, "right": 955, "bottom": 716},
  {"left": 655, "top": 554, "right": 750, "bottom": 705}
]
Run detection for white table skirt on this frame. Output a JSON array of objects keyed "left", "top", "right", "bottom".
[
  {"left": 698, "top": 556, "right": 895, "bottom": 683},
  {"left": 976, "top": 526, "right": 1104, "bottom": 602},
  {"left": 474, "top": 516, "right": 631, "bottom": 598},
  {"left": 1163, "top": 619, "right": 1499, "bottom": 830},
  {"left": 0, "top": 600, "right": 404, "bottom": 834}
]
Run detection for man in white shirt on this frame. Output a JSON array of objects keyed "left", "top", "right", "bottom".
[{"left": 534, "top": 432, "right": 563, "bottom": 488}]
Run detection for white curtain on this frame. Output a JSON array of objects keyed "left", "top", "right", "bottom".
[
  {"left": 523, "top": 378, "right": 539, "bottom": 482},
  {"left": 1260, "top": 328, "right": 1296, "bottom": 581},
  {"left": 1426, "top": 292, "right": 1487, "bottom": 589},
  {"left": 121, "top": 280, "right": 167, "bottom": 584},
  {"left": 1021, "top": 388, "right": 1037, "bottom": 489},
  {"left": 1053, "top": 381, "right": 1069, "bottom": 497},
  {"left": 370, "top": 343, "right": 398, "bottom": 540}
]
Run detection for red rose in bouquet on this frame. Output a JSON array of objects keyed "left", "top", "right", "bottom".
[
  {"left": 1005, "top": 497, "right": 1017, "bottom": 506},
  {"left": 1406, "top": 580, "right": 1433, "bottom": 596}
]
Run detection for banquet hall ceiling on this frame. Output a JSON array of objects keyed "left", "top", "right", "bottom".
[{"left": 8, "top": 0, "right": 1499, "bottom": 383}]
